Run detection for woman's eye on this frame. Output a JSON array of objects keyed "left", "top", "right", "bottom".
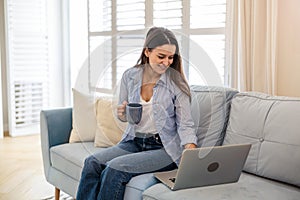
[{"left": 157, "top": 55, "right": 174, "bottom": 59}]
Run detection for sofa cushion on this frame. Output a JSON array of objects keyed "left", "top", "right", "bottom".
[
  {"left": 50, "top": 142, "right": 103, "bottom": 181},
  {"left": 94, "top": 97, "right": 127, "bottom": 147},
  {"left": 190, "top": 85, "right": 238, "bottom": 147},
  {"left": 51, "top": 142, "right": 158, "bottom": 198},
  {"left": 143, "top": 172, "right": 300, "bottom": 200},
  {"left": 223, "top": 92, "right": 300, "bottom": 187},
  {"left": 69, "top": 89, "right": 97, "bottom": 143}
]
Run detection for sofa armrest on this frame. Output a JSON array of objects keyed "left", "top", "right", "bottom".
[{"left": 40, "top": 107, "right": 72, "bottom": 176}]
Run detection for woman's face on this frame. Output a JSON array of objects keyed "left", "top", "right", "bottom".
[{"left": 145, "top": 44, "right": 176, "bottom": 75}]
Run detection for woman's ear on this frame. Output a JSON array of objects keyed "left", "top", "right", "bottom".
[{"left": 144, "top": 48, "right": 150, "bottom": 57}]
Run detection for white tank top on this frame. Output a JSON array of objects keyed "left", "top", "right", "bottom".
[{"left": 135, "top": 96, "right": 157, "bottom": 135}]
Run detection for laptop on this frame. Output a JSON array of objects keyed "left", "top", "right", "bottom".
[{"left": 154, "top": 143, "right": 251, "bottom": 191}]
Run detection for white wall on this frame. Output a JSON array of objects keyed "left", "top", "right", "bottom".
[{"left": 48, "top": 0, "right": 70, "bottom": 107}]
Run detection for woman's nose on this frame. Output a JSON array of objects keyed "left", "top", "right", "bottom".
[{"left": 162, "top": 58, "right": 169, "bottom": 66}]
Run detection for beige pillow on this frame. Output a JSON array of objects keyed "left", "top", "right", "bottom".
[
  {"left": 94, "top": 97, "right": 127, "bottom": 147},
  {"left": 69, "top": 88, "right": 97, "bottom": 143}
]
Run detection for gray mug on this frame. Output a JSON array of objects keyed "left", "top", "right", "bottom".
[{"left": 126, "top": 103, "right": 143, "bottom": 124}]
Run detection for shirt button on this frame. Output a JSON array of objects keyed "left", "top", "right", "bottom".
[{"left": 259, "top": 138, "right": 264, "bottom": 142}]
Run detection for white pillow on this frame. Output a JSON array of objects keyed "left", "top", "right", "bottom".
[
  {"left": 94, "top": 97, "right": 127, "bottom": 147},
  {"left": 69, "top": 88, "right": 97, "bottom": 143}
]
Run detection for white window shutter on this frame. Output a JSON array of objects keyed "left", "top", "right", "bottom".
[
  {"left": 116, "top": 0, "right": 145, "bottom": 31},
  {"left": 190, "top": 0, "right": 226, "bottom": 28},
  {"left": 83, "top": 0, "right": 228, "bottom": 93},
  {"left": 6, "top": 0, "right": 50, "bottom": 136},
  {"left": 88, "top": 0, "right": 146, "bottom": 93},
  {"left": 115, "top": 1, "right": 145, "bottom": 88},
  {"left": 189, "top": 0, "right": 226, "bottom": 85},
  {"left": 153, "top": 0, "right": 183, "bottom": 29}
]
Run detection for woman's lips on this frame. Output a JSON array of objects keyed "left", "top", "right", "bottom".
[{"left": 158, "top": 65, "right": 167, "bottom": 71}]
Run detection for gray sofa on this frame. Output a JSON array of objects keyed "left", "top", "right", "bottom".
[{"left": 40, "top": 85, "right": 300, "bottom": 200}]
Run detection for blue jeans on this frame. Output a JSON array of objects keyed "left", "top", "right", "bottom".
[{"left": 76, "top": 135, "right": 177, "bottom": 200}]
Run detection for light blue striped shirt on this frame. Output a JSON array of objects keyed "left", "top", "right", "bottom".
[{"left": 118, "top": 66, "right": 198, "bottom": 165}]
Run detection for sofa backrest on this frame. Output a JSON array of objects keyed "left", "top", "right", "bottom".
[
  {"left": 190, "top": 85, "right": 238, "bottom": 147},
  {"left": 223, "top": 92, "right": 300, "bottom": 187}
]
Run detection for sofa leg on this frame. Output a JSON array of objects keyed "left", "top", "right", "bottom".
[{"left": 55, "top": 187, "right": 60, "bottom": 200}]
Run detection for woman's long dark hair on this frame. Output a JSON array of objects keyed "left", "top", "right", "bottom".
[{"left": 136, "top": 27, "right": 191, "bottom": 100}]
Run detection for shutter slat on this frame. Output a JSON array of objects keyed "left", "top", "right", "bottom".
[
  {"left": 116, "top": 0, "right": 145, "bottom": 31},
  {"left": 190, "top": 0, "right": 226, "bottom": 28},
  {"left": 153, "top": 0, "right": 182, "bottom": 29}
]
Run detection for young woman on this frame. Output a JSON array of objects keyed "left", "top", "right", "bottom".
[{"left": 76, "top": 27, "right": 197, "bottom": 200}]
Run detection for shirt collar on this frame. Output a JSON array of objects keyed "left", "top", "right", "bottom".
[
  {"left": 157, "top": 70, "right": 167, "bottom": 85},
  {"left": 129, "top": 66, "right": 143, "bottom": 85}
]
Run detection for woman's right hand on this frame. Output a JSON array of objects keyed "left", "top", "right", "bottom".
[{"left": 117, "top": 101, "right": 128, "bottom": 122}]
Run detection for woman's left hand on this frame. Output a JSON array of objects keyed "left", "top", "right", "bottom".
[{"left": 184, "top": 143, "right": 197, "bottom": 149}]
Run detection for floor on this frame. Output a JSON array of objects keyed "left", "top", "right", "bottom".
[{"left": 0, "top": 134, "right": 70, "bottom": 200}]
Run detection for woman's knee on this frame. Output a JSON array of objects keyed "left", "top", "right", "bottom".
[
  {"left": 107, "top": 156, "right": 141, "bottom": 174},
  {"left": 84, "top": 155, "right": 98, "bottom": 165},
  {"left": 85, "top": 154, "right": 108, "bottom": 165},
  {"left": 102, "top": 164, "right": 134, "bottom": 185},
  {"left": 83, "top": 155, "right": 106, "bottom": 174}
]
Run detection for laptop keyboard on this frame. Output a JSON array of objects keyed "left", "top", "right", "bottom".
[{"left": 169, "top": 177, "right": 176, "bottom": 183}]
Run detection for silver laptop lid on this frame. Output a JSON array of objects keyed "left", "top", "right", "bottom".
[{"left": 172, "top": 143, "right": 251, "bottom": 190}]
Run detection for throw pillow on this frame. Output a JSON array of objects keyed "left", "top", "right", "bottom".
[
  {"left": 94, "top": 97, "right": 127, "bottom": 147},
  {"left": 69, "top": 88, "right": 97, "bottom": 143},
  {"left": 190, "top": 85, "right": 238, "bottom": 147}
]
